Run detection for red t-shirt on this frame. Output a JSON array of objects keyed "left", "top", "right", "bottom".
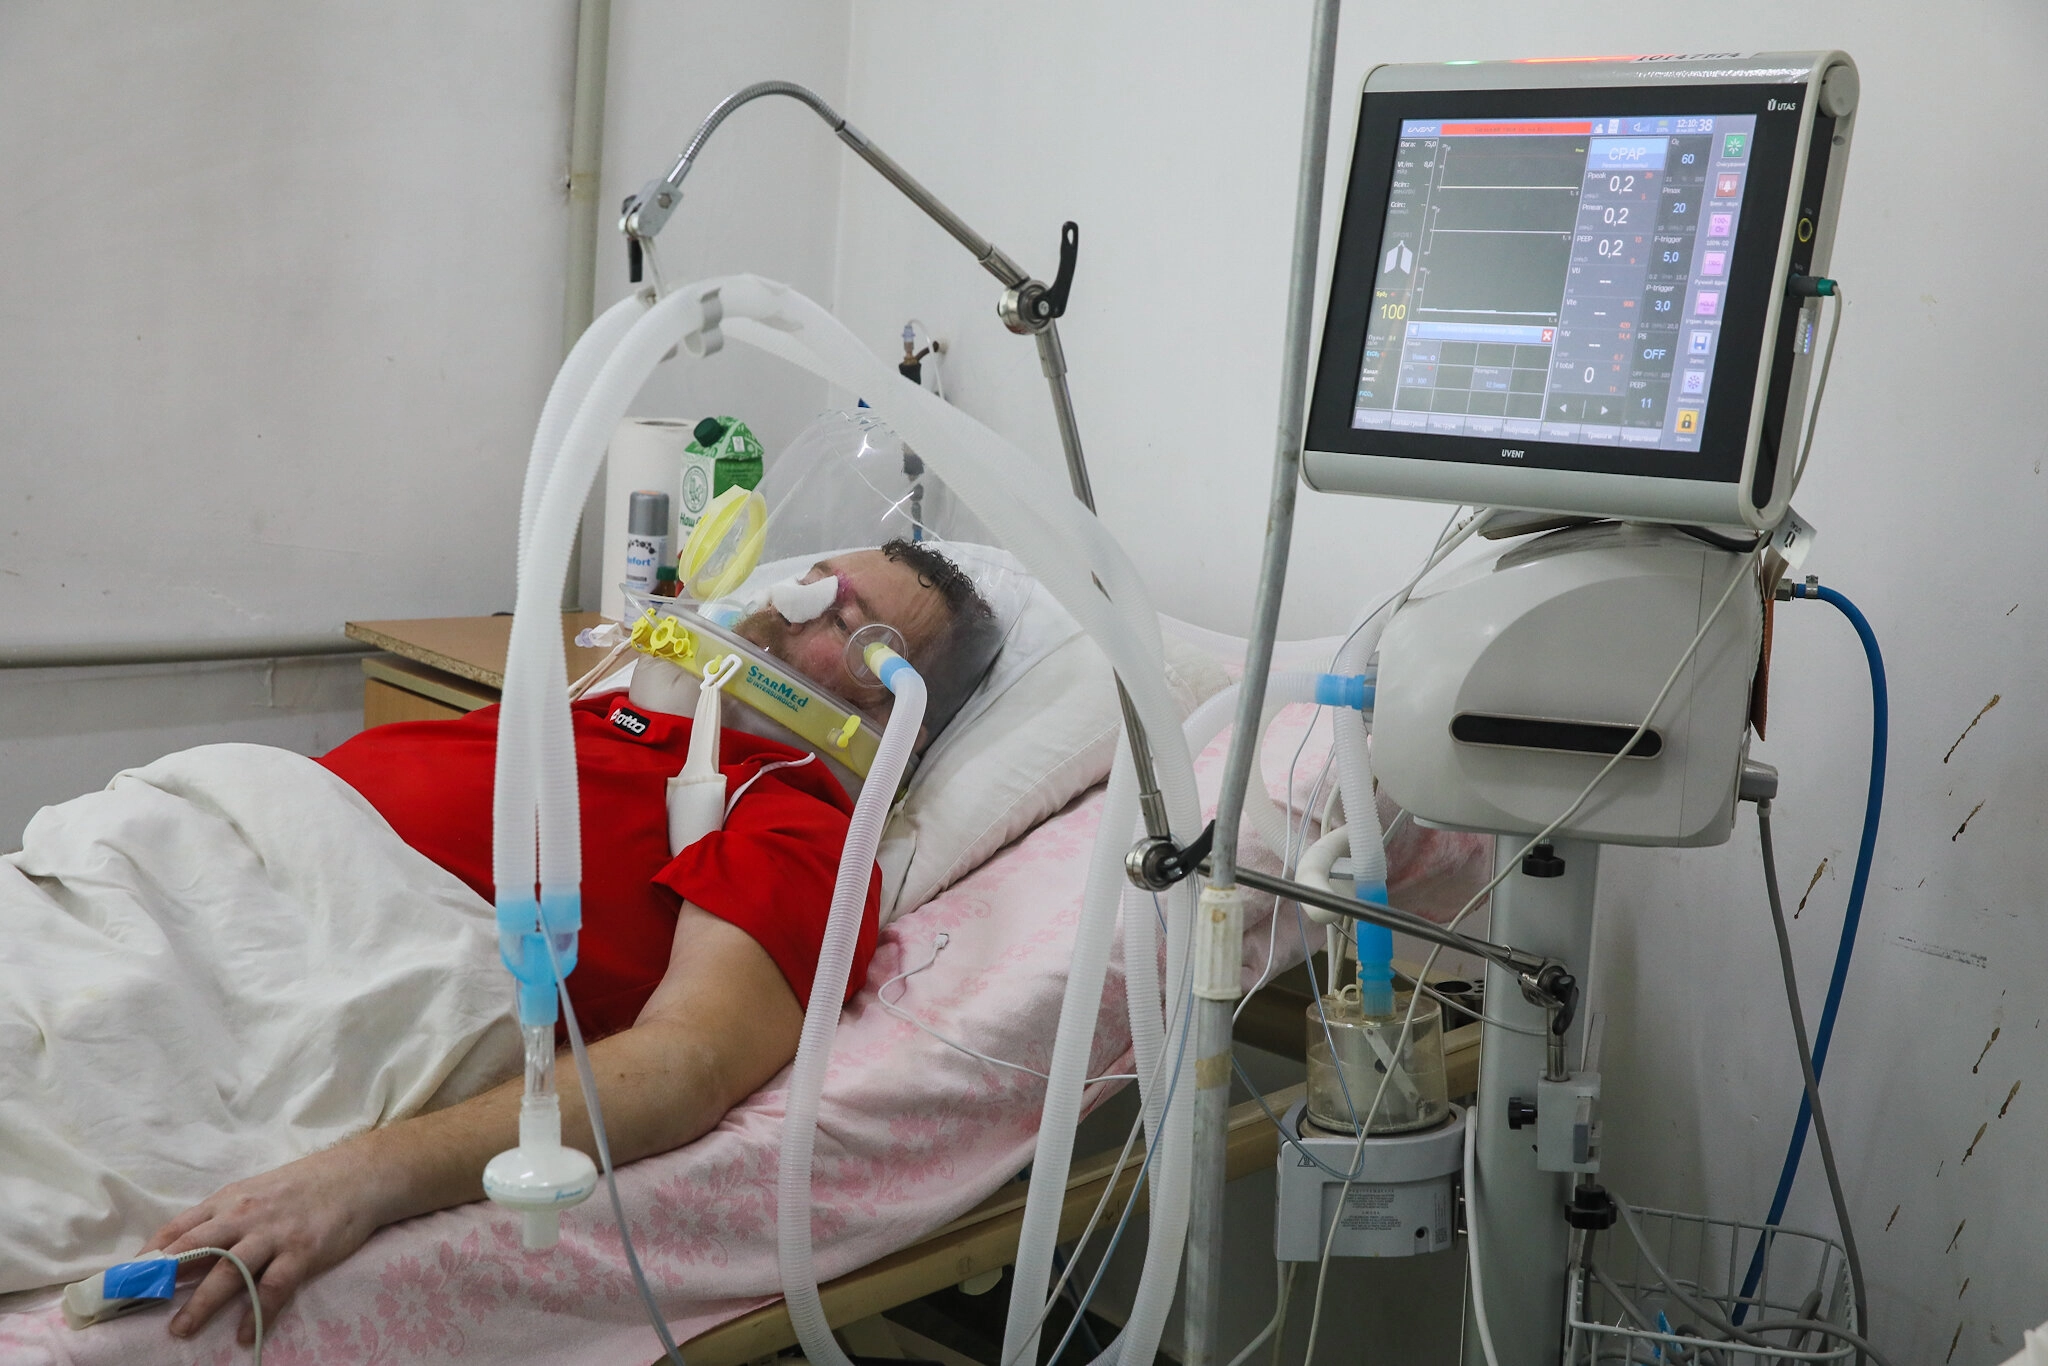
[{"left": 317, "top": 693, "right": 878, "bottom": 1037}]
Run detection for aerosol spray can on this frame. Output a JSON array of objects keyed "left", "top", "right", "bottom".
[{"left": 623, "top": 490, "right": 670, "bottom": 599}]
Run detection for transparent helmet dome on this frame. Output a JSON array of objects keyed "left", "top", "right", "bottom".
[{"left": 643, "top": 410, "right": 1031, "bottom": 747}]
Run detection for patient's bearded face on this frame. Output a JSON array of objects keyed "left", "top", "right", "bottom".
[{"left": 734, "top": 549, "right": 950, "bottom": 719}]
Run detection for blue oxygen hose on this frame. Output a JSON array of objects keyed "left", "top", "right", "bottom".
[{"left": 1735, "top": 581, "right": 1887, "bottom": 1320}]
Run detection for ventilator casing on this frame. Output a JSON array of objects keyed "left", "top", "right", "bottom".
[
  {"left": 1371, "top": 523, "right": 1762, "bottom": 846},
  {"left": 1274, "top": 1101, "right": 1463, "bottom": 1261},
  {"left": 1303, "top": 52, "right": 1858, "bottom": 529}
]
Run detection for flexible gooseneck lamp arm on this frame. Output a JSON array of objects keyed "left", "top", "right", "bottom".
[{"left": 619, "top": 80, "right": 1174, "bottom": 842}]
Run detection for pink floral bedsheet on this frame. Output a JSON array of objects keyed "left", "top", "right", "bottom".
[{"left": 0, "top": 706, "right": 1489, "bottom": 1366}]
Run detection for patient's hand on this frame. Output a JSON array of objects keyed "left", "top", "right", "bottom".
[
  {"left": 136, "top": 903, "right": 802, "bottom": 1348},
  {"left": 142, "top": 1140, "right": 389, "bottom": 1346}
]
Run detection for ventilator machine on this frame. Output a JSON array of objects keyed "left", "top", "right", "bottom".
[{"left": 1181, "top": 28, "right": 1885, "bottom": 1366}]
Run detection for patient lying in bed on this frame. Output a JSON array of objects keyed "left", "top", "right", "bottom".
[{"left": 21, "top": 542, "right": 992, "bottom": 1349}]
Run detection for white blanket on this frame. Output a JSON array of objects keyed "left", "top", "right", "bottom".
[{"left": 0, "top": 744, "right": 521, "bottom": 1296}]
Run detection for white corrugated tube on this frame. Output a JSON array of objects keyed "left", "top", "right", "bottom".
[
  {"left": 494, "top": 290, "right": 649, "bottom": 899},
  {"left": 497, "top": 276, "right": 1203, "bottom": 1365},
  {"left": 778, "top": 659, "right": 927, "bottom": 1366},
  {"left": 1331, "top": 628, "right": 1393, "bottom": 1013}
]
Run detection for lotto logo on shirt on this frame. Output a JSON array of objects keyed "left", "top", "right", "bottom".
[{"left": 609, "top": 704, "right": 653, "bottom": 738}]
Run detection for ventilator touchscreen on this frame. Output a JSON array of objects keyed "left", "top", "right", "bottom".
[
  {"left": 1303, "top": 56, "right": 1857, "bottom": 528},
  {"left": 1352, "top": 114, "right": 1758, "bottom": 451}
]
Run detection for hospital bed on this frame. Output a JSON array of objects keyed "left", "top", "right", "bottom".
[{"left": 0, "top": 655, "right": 1489, "bottom": 1366}]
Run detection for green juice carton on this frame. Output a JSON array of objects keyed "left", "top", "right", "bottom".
[{"left": 678, "top": 416, "right": 765, "bottom": 535}]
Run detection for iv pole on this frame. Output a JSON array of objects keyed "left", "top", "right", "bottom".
[{"left": 1184, "top": 3, "right": 1344, "bottom": 1364}]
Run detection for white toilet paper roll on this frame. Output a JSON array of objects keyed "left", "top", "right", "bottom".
[{"left": 601, "top": 418, "right": 694, "bottom": 620}]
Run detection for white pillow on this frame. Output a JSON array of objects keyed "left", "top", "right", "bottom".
[{"left": 876, "top": 627, "right": 1230, "bottom": 924}]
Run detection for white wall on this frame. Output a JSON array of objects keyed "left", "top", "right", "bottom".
[
  {"left": 0, "top": 2, "right": 853, "bottom": 849},
  {"left": 832, "top": 3, "right": 2048, "bottom": 1360},
  {"left": 0, "top": 1, "right": 581, "bottom": 846}
]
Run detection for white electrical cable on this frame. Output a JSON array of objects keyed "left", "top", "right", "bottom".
[
  {"left": 1225, "top": 1262, "right": 1298, "bottom": 1366},
  {"left": 172, "top": 1247, "right": 263, "bottom": 1366},
  {"left": 1463, "top": 1116, "right": 1503, "bottom": 1366},
  {"left": 876, "top": 936, "right": 1136, "bottom": 1085},
  {"left": 541, "top": 929, "right": 687, "bottom": 1365},
  {"left": 722, "top": 752, "right": 815, "bottom": 822},
  {"left": 1789, "top": 283, "right": 1844, "bottom": 493}
]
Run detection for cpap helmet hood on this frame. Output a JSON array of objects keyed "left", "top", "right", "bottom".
[{"left": 626, "top": 411, "right": 1032, "bottom": 781}]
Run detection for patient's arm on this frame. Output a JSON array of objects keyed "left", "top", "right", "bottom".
[{"left": 144, "top": 903, "right": 803, "bottom": 1347}]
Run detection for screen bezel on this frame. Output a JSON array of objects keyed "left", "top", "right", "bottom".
[{"left": 1305, "top": 83, "right": 1809, "bottom": 487}]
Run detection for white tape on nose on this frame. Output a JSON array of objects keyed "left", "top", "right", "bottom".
[{"left": 768, "top": 575, "right": 839, "bottom": 624}]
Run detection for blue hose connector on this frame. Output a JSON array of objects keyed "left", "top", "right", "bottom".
[
  {"left": 499, "top": 891, "right": 582, "bottom": 1028},
  {"left": 876, "top": 652, "right": 914, "bottom": 691},
  {"left": 1314, "top": 673, "right": 1375, "bottom": 712},
  {"left": 1353, "top": 879, "right": 1395, "bottom": 1016}
]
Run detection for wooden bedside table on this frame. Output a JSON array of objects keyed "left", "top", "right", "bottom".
[{"left": 344, "top": 613, "right": 616, "bottom": 726}]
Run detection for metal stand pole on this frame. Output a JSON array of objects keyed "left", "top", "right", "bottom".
[
  {"left": 1184, "top": 2, "right": 1343, "bottom": 1363},
  {"left": 1463, "top": 838, "right": 1599, "bottom": 1366},
  {"left": 622, "top": 90, "right": 1187, "bottom": 837}
]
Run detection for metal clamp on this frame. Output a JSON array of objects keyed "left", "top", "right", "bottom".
[
  {"left": 1519, "top": 962, "right": 1579, "bottom": 1082},
  {"left": 998, "top": 222, "right": 1080, "bottom": 335},
  {"left": 1127, "top": 820, "right": 1216, "bottom": 891}
]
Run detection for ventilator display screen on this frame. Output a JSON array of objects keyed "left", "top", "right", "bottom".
[{"left": 1349, "top": 114, "right": 1757, "bottom": 452}]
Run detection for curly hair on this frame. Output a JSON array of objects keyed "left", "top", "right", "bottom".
[{"left": 880, "top": 538, "right": 1004, "bottom": 737}]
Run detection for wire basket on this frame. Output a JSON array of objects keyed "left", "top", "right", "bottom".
[{"left": 1567, "top": 1206, "right": 1856, "bottom": 1364}]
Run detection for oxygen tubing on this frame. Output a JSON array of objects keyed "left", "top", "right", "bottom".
[
  {"left": 1011, "top": 670, "right": 1332, "bottom": 1366},
  {"left": 1001, "top": 745, "right": 1145, "bottom": 1366},
  {"left": 779, "top": 659, "right": 927, "bottom": 1366},
  {"left": 494, "top": 291, "right": 650, "bottom": 895},
  {"left": 1734, "top": 581, "right": 1888, "bottom": 1321},
  {"left": 497, "top": 282, "right": 715, "bottom": 901}
]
